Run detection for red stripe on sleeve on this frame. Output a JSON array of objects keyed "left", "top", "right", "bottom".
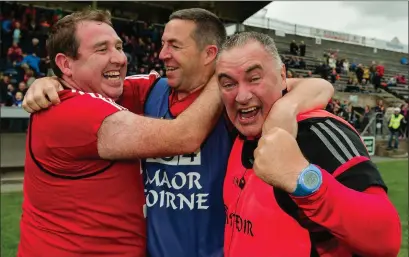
[
  {"left": 332, "top": 156, "right": 369, "bottom": 178},
  {"left": 292, "top": 170, "right": 401, "bottom": 257}
]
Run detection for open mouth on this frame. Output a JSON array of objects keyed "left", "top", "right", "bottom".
[
  {"left": 103, "top": 71, "right": 120, "bottom": 80},
  {"left": 165, "top": 67, "right": 178, "bottom": 73},
  {"left": 238, "top": 107, "right": 260, "bottom": 121}
]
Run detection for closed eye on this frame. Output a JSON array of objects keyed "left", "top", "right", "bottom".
[
  {"left": 250, "top": 77, "right": 260, "bottom": 82},
  {"left": 222, "top": 83, "right": 236, "bottom": 89}
]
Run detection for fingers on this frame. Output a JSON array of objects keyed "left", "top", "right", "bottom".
[
  {"left": 22, "top": 86, "right": 51, "bottom": 113},
  {"left": 44, "top": 85, "right": 61, "bottom": 105}
]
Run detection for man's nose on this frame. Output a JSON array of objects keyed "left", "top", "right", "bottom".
[
  {"left": 159, "top": 45, "right": 170, "bottom": 60},
  {"left": 235, "top": 85, "right": 252, "bottom": 104},
  {"left": 110, "top": 49, "right": 127, "bottom": 66}
]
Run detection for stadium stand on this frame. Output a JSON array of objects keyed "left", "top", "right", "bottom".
[{"left": 0, "top": 1, "right": 408, "bottom": 157}]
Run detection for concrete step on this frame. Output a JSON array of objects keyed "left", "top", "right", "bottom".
[
  {"left": 1, "top": 169, "right": 24, "bottom": 185},
  {"left": 376, "top": 145, "right": 408, "bottom": 157},
  {"left": 1, "top": 177, "right": 23, "bottom": 185},
  {"left": 382, "top": 150, "right": 408, "bottom": 158}
]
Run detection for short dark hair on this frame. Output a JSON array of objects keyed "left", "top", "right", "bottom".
[
  {"left": 169, "top": 8, "right": 226, "bottom": 50},
  {"left": 47, "top": 8, "right": 113, "bottom": 77}
]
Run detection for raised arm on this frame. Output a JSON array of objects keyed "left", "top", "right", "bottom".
[
  {"left": 98, "top": 75, "right": 223, "bottom": 159},
  {"left": 262, "top": 78, "right": 334, "bottom": 136},
  {"left": 284, "top": 78, "right": 334, "bottom": 114}
]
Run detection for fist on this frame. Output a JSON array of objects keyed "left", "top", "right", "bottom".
[{"left": 253, "top": 127, "right": 309, "bottom": 193}]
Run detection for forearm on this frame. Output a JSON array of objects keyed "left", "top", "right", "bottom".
[
  {"left": 174, "top": 78, "right": 223, "bottom": 151},
  {"left": 291, "top": 171, "right": 401, "bottom": 257},
  {"left": 99, "top": 78, "right": 223, "bottom": 160},
  {"left": 284, "top": 78, "right": 334, "bottom": 114}
]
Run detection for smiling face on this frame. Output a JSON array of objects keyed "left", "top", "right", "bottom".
[
  {"left": 217, "top": 40, "right": 287, "bottom": 137},
  {"left": 159, "top": 19, "right": 205, "bottom": 91},
  {"left": 56, "top": 20, "right": 127, "bottom": 100}
]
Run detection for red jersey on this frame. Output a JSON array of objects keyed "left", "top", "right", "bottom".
[
  {"left": 121, "top": 72, "right": 161, "bottom": 115},
  {"left": 376, "top": 65, "right": 385, "bottom": 77},
  {"left": 123, "top": 71, "right": 203, "bottom": 116},
  {"left": 18, "top": 90, "right": 146, "bottom": 257},
  {"left": 224, "top": 110, "right": 397, "bottom": 257}
]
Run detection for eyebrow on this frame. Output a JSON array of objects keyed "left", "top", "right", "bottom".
[
  {"left": 163, "top": 38, "right": 183, "bottom": 45},
  {"left": 217, "top": 73, "right": 234, "bottom": 81},
  {"left": 93, "top": 39, "right": 123, "bottom": 49},
  {"left": 245, "top": 64, "right": 262, "bottom": 73},
  {"left": 217, "top": 64, "right": 263, "bottom": 81}
]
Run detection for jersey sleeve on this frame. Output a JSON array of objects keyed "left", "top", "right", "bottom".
[
  {"left": 121, "top": 71, "right": 161, "bottom": 114},
  {"left": 47, "top": 93, "right": 127, "bottom": 160},
  {"left": 296, "top": 117, "right": 387, "bottom": 192}
]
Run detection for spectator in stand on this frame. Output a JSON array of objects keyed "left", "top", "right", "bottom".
[
  {"left": 23, "top": 68, "right": 36, "bottom": 87},
  {"left": 299, "top": 58, "right": 306, "bottom": 69},
  {"left": 325, "top": 98, "right": 335, "bottom": 113},
  {"left": 396, "top": 74, "right": 407, "bottom": 84},
  {"left": 343, "top": 59, "right": 349, "bottom": 75},
  {"left": 299, "top": 40, "right": 306, "bottom": 56},
  {"left": 5, "top": 84, "right": 16, "bottom": 106},
  {"left": 355, "top": 64, "right": 364, "bottom": 84},
  {"left": 16, "top": 52, "right": 41, "bottom": 75},
  {"left": 286, "top": 70, "right": 294, "bottom": 78},
  {"left": 293, "top": 57, "right": 300, "bottom": 69},
  {"left": 387, "top": 107, "right": 406, "bottom": 150},
  {"left": 14, "top": 91, "right": 24, "bottom": 107},
  {"left": 24, "top": 38, "right": 44, "bottom": 58},
  {"left": 387, "top": 77, "right": 397, "bottom": 87},
  {"left": 363, "top": 65, "right": 370, "bottom": 84},
  {"left": 369, "top": 61, "right": 377, "bottom": 83},
  {"left": 7, "top": 42, "right": 23, "bottom": 64},
  {"left": 26, "top": 17, "right": 40, "bottom": 42},
  {"left": 374, "top": 62, "right": 385, "bottom": 92},
  {"left": 399, "top": 103, "right": 408, "bottom": 138},
  {"left": 0, "top": 75, "right": 11, "bottom": 106},
  {"left": 328, "top": 55, "right": 336, "bottom": 70},
  {"left": 361, "top": 105, "right": 371, "bottom": 134},
  {"left": 13, "top": 21, "right": 22, "bottom": 44},
  {"left": 349, "top": 62, "right": 356, "bottom": 72},
  {"left": 315, "top": 62, "right": 330, "bottom": 80},
  {"left": 374, "top": 99, "right": 385, "bottom": 135},
  {"left": 330, "top": 68, "right": 337, "bottom": 84},
  {"left": 18, "top": 81, "right": 28, "bottom": 95},
  {"left": 290, "top": 40, "right": 298, "bottom": 55},
  {"left": 345, "top": 105, "right": 358, "bottom": 128},
  {"left": 304, "top": 70, "right": 313, "bottom": 78},
  {"left": 337, "top": 105, "right": 348, "bottom": 120}
]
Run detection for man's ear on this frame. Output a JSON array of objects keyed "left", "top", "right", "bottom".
[
  {"left": 55, "top": 53, "right": 73, "bottom": 77},
  {"left": 203, "top": 45, "right": 218, "bottom": 66}
]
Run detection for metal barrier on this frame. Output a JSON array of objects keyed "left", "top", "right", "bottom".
[
  {"left": 1, "top": 107, "right": 30, "bottom": 133},
  {"left": 1, "top": 107, "right": 31, "bottom": 119}
]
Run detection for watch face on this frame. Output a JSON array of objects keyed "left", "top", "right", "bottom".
[{"left": 304, "top": 171, "right": 320, "bottom": 189}]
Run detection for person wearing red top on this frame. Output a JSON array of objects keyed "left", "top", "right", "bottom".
[
  {"left": 23, "top": 9, "right": 336, "bottom": 257},
  {"left": 218, "top": 32, "right": 401, "bottom": 257},
  {"left": 17, "top": 9, "right": 223, "bottom": 257}
]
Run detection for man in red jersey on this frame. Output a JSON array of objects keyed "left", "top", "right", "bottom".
[
  {"left": 22, "top": 9, "right": 336, "bottom": 257},
  {"left": 218, "top": 32, "right": 401, "bottom": 257},
  {"left": 17, "top": 9, "right": 224, "bottom": 257}
]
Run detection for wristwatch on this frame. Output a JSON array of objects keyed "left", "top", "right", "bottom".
[{"left": 291, "top": 164, "right": 322, "bottom": 197}]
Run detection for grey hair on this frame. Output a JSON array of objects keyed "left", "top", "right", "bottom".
[{"left": 218, "top": 31, "right": 283, "bottom": 71}]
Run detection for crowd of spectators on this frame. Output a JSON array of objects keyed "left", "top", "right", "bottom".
[
  {"left": 1, "top": 3, "right": 408, "bottom": 137},
  {"left": 325, "top": 98, "right": 408, "bottom": 138},
  {"left": 0, "top": 3, "right": 166, "bottom": 112}
]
